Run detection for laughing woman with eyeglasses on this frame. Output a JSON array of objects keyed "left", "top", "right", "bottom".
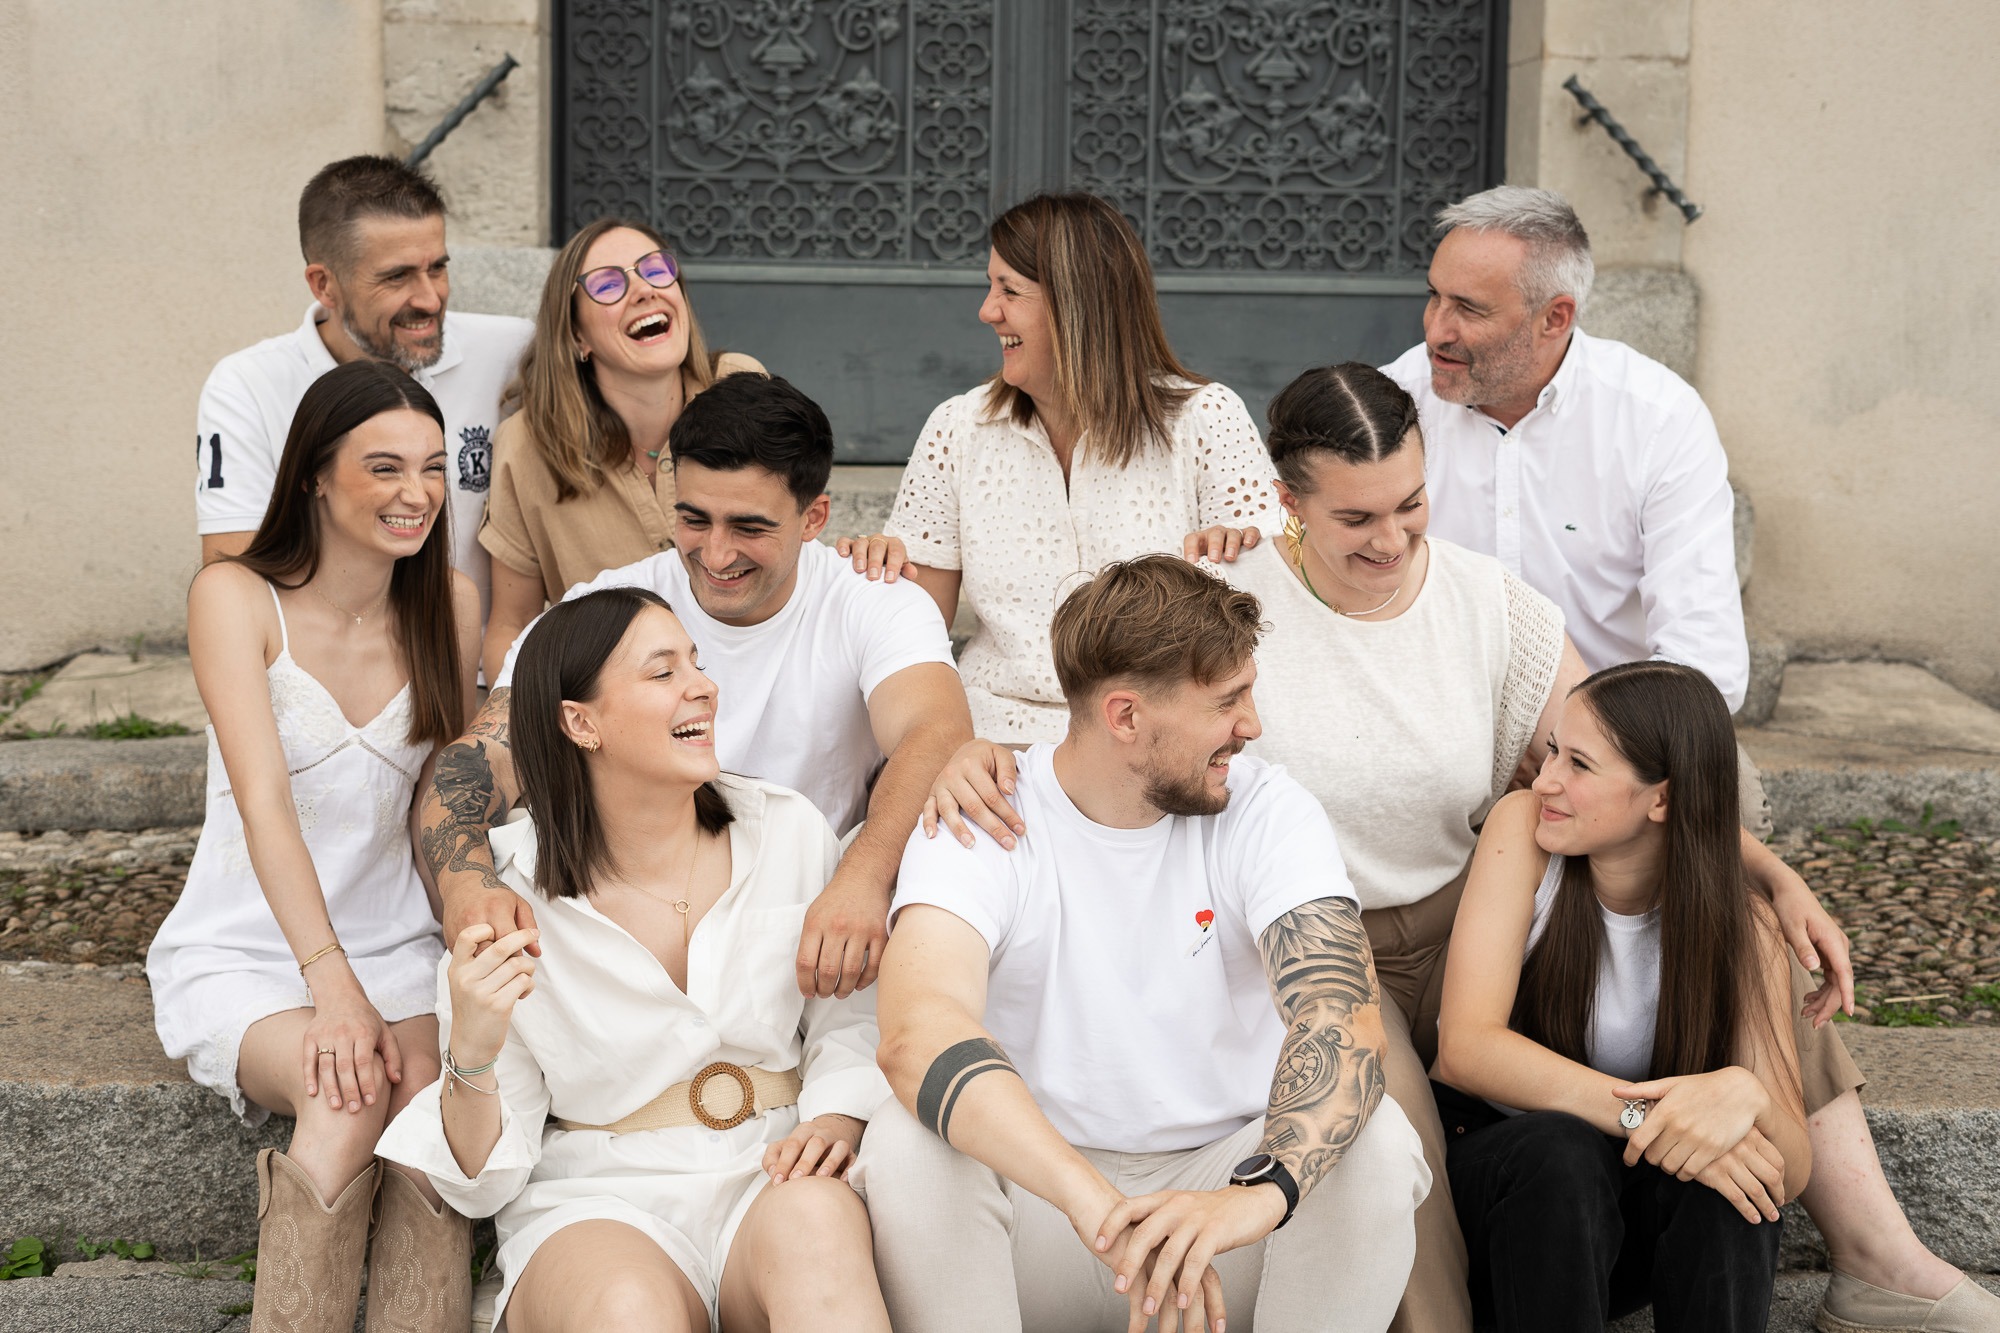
[{"left": 477, "top": 220, "right": 766, "bottom": 684}]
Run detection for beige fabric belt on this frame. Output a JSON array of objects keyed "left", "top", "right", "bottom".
[{"left": 555, "top": 1062, "right": 802, "bottom": 1135}]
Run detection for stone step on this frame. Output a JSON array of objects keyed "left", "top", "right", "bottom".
[
  {"left": 0, "top": 1257, "right": 1991, "bottom": 1333},
  {"left": 11, "top": 662, "right": 1997, "bottom": 834},
  {"left": 2, "top": 962, "right": 1996, "bottom": 1276},
  {"left": 1743, "top": 662, "right": 2000, "bottom": 835}
]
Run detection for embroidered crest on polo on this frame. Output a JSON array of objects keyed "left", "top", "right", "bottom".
[
  {"left": 1186, "top": 907, "right": 1217, "bottom": 957},
  {"left": 457, "top": 424, "right": 492, "bottom": 493}
]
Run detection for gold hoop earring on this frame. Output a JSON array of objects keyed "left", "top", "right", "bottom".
[
  {"left": 1282, "top": 514, "right": 1306, "bottom": 565},
  {"left": 572, "top": 736, "right": 599, "bottom": 753}
]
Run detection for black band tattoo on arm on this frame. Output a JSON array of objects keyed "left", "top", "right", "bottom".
[
  {"left": 917, "top": 1037, "right": 1018, "bottom": 1144},
  {"left": 419, "top": 689, "right": 512, "bottom": 891},
  {"left": 1257, "top": 897, "right": 1386, "bottom": 1198}
]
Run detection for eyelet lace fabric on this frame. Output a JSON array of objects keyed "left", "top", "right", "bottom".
[
  {"left": 1493, "top": 569, "right": 1568, "bottom": 798},
  {"left": 886, "top": 380, "right": 1279, "bottom": 743}
]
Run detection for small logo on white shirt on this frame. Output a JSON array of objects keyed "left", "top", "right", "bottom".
[
  {"left": 458, "top": 425, "right": 492, "bottom": 493},
  {"left": 1186, "top": 908, "right": 1216, "bottom": 958}
]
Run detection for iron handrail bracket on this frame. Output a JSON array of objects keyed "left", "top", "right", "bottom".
[
  {"left": 406, "top": 54, "right": 521, "bottom": 169},
  {"left": 1562, "top": 74, "right": 1702, "bottom": 223}
]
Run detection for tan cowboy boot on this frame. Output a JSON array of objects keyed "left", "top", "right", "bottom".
[
  {"left": 251, "top": 1149, "right": 378, "bottom": 1333},
  {"left": 363, "top": 1165, "right": 472, "bottom": 1332}
]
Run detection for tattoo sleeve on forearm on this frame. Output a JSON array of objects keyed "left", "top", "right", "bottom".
[
  {"left": 419, "top": 689, "right": 511, "bottom": 890},
  {"left": 1257, "top": 897, "right": 1386, "bottom": 1197},
  {"left": 916, "top": 1037, "right": 1019, "bottom": 1144}
]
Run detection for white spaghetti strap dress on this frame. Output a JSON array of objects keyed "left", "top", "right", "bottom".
[{"left": 147, "top": 582, "right": 446, "bottom": 1124}]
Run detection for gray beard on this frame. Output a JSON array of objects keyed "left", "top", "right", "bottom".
[{"left": 344, "top": 310, "right": 444, "bottom": 373}]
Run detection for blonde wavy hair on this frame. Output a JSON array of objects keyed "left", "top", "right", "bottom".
[
  {"left": 510, "top": 218, "right": 718, "bottom": 501},
  {"left": 983, "top": 193, "right": 1204, "bottom": 468}
]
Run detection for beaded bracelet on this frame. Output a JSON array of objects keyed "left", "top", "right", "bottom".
[{"left": 444, "top": 1048, "right": 499, "bottom": 1098}]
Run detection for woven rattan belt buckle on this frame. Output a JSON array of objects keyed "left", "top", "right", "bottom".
[{"left": 688, "top": 1061, "right": 756, "bottom": 1130}]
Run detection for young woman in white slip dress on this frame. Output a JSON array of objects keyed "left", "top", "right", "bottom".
[{"left": 147, "top": 359, "right": 480, "bottom": 1333}]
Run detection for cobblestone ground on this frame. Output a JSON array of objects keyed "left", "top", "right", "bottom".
[{"left": 1, "top": 822, "right": 1996, "bottom": 1025}]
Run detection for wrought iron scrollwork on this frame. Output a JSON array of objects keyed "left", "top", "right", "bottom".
[
  {"left": 558, "top": 0, "right": 1495, "bottom": 277},
  {"left": 562, "top": 0, "right": 995, "bottom": 264},
  {"left": 1071, "top": 0, "right": 1494, "bottom": 274}
]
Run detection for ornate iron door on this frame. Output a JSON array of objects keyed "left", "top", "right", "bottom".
[{"left": 556, "top": 0, "right": 1505, "bottom": 461}]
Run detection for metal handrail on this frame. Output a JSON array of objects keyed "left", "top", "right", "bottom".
[
  {"left": 405, "top": 54, "right": 520, "bottom": 169},
  {"left": 1562, "top": 75, "right": 1702, "bottom": 223}
]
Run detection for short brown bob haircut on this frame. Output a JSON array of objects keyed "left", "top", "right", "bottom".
[
  {"left": 511, "top": 586, "right": 735, "bottom": 900},
  {"left": 299, "top": 155, "right": 446, "bottom": 274},
  {"left": 1050, "top": 556, "right": 1266, "bottom": 715},
  {"left": 983, "top": 192, "right": 1205, "bottom": 468}
]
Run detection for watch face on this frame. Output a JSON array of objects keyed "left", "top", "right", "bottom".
[
  {"left": 1620, "top": 1103, "right": 1646, "bottom": 1131},
  {"left": 1232, "top": 1153, "right": 1277, "bottom": 1182}
]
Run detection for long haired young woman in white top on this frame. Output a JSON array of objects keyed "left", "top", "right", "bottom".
[
  {"left": 1433, "top": 662, "right": 1809, "bottom": 1331},
  {"left": 377, "top": 585, "right": 893, "bottom": 1333},
  {"left": 148, "top": 358, "right": 482, "bottom": 1331}
]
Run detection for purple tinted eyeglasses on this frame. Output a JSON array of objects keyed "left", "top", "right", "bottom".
[{"left": 576, "top": 249, "right": 680, "bottom": 304}]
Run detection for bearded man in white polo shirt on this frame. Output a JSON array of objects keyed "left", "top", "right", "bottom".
[
  {"left": 195, "top": 155, "right": 533, "bottom": 619},
  {"left": 863, "top": 556, "right": 1427, "bottom": 1333},
  {"left": 1386, "top": 185, "right": 1998, "bottom": 1333}
]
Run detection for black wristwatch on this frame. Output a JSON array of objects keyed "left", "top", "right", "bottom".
[{"left": 1229, "top": 1153, "right": 1300, "bottom": 1230}]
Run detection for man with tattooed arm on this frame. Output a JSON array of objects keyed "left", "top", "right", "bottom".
[{"left": 862, "top": 556, "right": 1428, "bottom": 1333}]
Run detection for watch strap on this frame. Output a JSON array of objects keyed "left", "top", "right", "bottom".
[{"left": 1232, "top": 1158, "right": 1300, "bottom": 1230}]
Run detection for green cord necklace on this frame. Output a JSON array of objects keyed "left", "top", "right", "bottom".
[{"left": 1292, "top": 544, "right": 1403, "bottom": 618}]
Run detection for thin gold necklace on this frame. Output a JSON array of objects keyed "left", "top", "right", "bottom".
[
  {"left": 625, "top": 823, "right": 705, "bottom": 951},
  {"left": 308, "top": 580, "right": 389, "bottom": 625},
  {"left": 1292, "top": 544, "right": 1404, "bottom": 618}
]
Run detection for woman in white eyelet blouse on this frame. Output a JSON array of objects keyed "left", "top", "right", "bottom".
[{"left": 872, "top": 192, "right": 1280, "bottom": 744}]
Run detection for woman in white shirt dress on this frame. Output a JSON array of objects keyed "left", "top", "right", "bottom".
[
  {"left": 841, "top": 191, "right": 1281, "bottom": 744},
  {"left": 147, "top": 359, "right": 481, "bottom": 1331},
  {"left": 376, "top": 584, "right": 893, "bottom": 1333}
]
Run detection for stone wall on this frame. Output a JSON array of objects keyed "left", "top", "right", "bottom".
[
  {"left": 1504, "top": 0, "right": 1695, "bottom": 271},
  {"left": 0, "top": 0, "right": 388, "bottom": 672},
  {"left": 383, "top": 0, "right": 548, "bottom": 246},
  {"left": 1681, "top": 0, "right": 2000, "bottom": 705}
]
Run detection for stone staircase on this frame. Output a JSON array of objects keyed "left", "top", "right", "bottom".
[{"left": 1, "top": 959, "right": 1994, "bottom": 1329}]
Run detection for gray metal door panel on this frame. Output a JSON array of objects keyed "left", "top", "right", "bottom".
[{"left": 555, "top": 0, "right": 1505, "bottom": 462}]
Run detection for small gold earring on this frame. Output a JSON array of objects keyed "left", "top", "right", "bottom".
[
  {"left": 572, "top": 736, "right": 599, "bottom": 753},
  {"left": 1282, "top": 514, "right": 1306, "bottom": 565}
]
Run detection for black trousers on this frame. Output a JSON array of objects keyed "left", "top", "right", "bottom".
[{"left": 1437, "top": 1085, "right": 1782, "bottom": 1333}]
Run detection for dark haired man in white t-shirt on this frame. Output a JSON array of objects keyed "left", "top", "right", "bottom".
[
  {"left": 863, "top": 556, "right": 1427, "bottom": 1333},
  {"left": 422, "top": 374, "right": 973, "bottom": 1001}
]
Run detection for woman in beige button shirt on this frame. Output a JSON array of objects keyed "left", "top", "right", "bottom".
[{"left": 479, "top": 218, "right": 764, "bottom": 682}]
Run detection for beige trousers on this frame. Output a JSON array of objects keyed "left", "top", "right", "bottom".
[
  {"left": 859, "top": 1093, "right": 1429, "bottom": 1333},
  {"left": 1363, "top": 869, "right": 1475, "bottom": 1333}
]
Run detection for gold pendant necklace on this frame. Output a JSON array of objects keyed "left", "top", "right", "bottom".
[{"left": 308, "top": 580, "right": 388, "bottom": 625}]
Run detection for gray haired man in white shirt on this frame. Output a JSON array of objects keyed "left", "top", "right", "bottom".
[
  {"left": 1383, "top": 186, "right": 1748, "bottom": 756},
  {"left": 1385, "top": 185, "right": 1997, "bottom": 1333}
]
